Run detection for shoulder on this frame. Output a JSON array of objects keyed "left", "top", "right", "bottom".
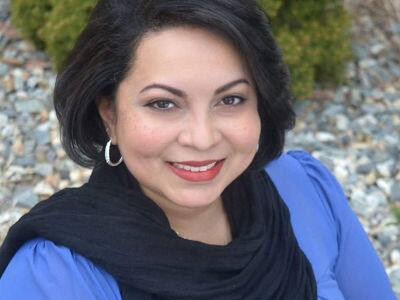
[
  {"left": 268, "top": 150, "right": 361, "bottom": 231},
  {"left": 264, "top": 150, "right": 346, "bottom": 279},
  {"left": 265, "top": 149, "right": 347, "bottom": 225},
  {"left": 264, "top": 149, "right": 343, "bottom": 222},
  {"left": 265, "top": 149, "right": 340, "bottom": 201},
  {"left": 0, "top": 237, "right": 121, "bottom": 300}
]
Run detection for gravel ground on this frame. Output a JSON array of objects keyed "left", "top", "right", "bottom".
[
  {"left": 0, "top": 2, "right": 399, "bottom": 297},
  {"left": 285, "top": 9, "right": 400, "bottom": 297}
]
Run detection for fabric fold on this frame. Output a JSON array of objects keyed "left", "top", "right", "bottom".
[{"left": 0, "top": 160, "right": 316, "bottom": 299}]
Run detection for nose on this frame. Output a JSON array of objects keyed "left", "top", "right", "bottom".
[{"left": 177, "top": 113, "right": 222, "bottom": 151}]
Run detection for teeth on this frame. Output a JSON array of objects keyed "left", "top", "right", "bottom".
[{"left": 173, "top": 161, "right": 217, "bottom": 172}]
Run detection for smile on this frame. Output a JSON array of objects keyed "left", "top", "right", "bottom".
[
  {"left": 167, "top": 159, "right": 225, "bottom": 182},
  {"left": 172, "top": 161, "right": 217, "bottom": 172}
]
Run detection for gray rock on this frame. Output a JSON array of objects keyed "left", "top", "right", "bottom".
[
  {"left": 35, "top": 125, "right": 50, "bottom": 145},
  {"left": 59, "top": 169, "right": 70, "bottom": 180},
  {"left": 373, "top": 151, "right": 393, "bottom": 164},
  {"left": 0, "top": 90, "right": 5, "bottom": 103},
  {"left": 0, "top": 63, "right": 8, "bottom": 77},
  {"left": 346, "top": 172, "right": 359, "bottom": 185},
  {"left": 26, "top": 77, "right": 39, "bottom": 89},
  {"left": 377, "top": 230, "right": 396, "bottom": 249},
  {"left": 350, "top": 88, "right": 362, "bottom": 104},
  {"left": 361, "top": 103, "right": 384, "bottom": 115},
  {"left": 386, "top": 145, "right": 400, "bottom": 159},
  {"left": 391, "top": 183, "right": 400, "bottom": 203},
  {"left": 388, "top": 267, "right": 400, "bottom": 298},
  {"left": 24, "top": 139, "right": 36, "bottom": 154},
  {"left": 368, "top": 189, "right": 388, "bottom": 206},
  {"left": 33, "top": 181, "right": 54, "bottom": 196},
  {"left": 14, "top": 100, "right": 45, "bottom": 114},
  {"left": 391, "top": 248, "right": 400, "bottom": 265},
  {"left": 389, "top": 64, "right": 400, "bottom": 78},
  {"left": 339, "top": 134, "right": 352, "bottom": 147},
  {"left": 369, "top": 89, "right": 385, "bottom": 100},
  {"left": 353, "top": 44, "right": 369, "bottom": 60},
  {"left": 370, "top": 43, "right": 385, "bottom": 55},
  {"left": 377, "top": 160, "right": 396, "bottom": 178},
  {"left": 13, "top": 186, "right": 39, "bottom": 209},
  {"left": 13, "top": 76, "right": 25, "bottom": 91},
  {"left": 0, "top": 0, "right": 9, "bottom": 21},
  {"left": 0, "top": 113, "right": 8, "bottom": 128},
  {"left": 389, "top": 23, "right": 400, "bottom": 34},
  {"left": 360, "top": 58, "right": 377, "bottom": 69},
  {"left": 322, "top": 104, "right": 344, "bottom": 117},
  {"left": 360, "top": 73, "right": 372, "bottom": 89},
  {"left": 32, "top": 91, "right": 51, "bottom": 107},
  {"left": 335, "top": 114, "right": 350, "bottom": 131},
  {"left": 377, "top": 179, "right": 394, "bottom": 196},
  {"left": 318, "top": 155, "right": 335, "bottom": 171},
  {"left": 34, "top": 163, "right": 53, "bottom": 176},
  {"left": 1, "top": 124, "right": 14, "bottom": 139},
  {"left": 356, "top": 162, "right": 375, "bottom": 175},
  {"left": 351, "top": 188, "right": 371, "bottom": 217},
  {"left": 46, "top": 148, "right": 57, "bottom": 161},
  {"left": 14, "top": 154, "right": 35, "bottom": 167},
  {"left": 0, "top": 141, "right": 11, "bottom": 159},
  {"left": 382, "top": 134, "right": 400, "bottom": 146},
  {"left": 315, "top": 132, "right": 336, "bottom": 143},
  {"left": 3, "top": 49, "right": 18, "bottom": 60}
]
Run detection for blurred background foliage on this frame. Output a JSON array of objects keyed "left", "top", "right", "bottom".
[{"left": 11, "top": 0, "right": 352, "bottom": 99}]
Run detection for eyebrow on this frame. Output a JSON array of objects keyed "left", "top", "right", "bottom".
[{"left": 139, "top": 78, "right": 250, "bottom": 98}]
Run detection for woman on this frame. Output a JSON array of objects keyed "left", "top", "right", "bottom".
[{"left": 0, "top": 0, "right": 395, "bottom": 299}]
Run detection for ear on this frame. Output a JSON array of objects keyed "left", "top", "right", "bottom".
[{"left": 96, "top": 97, "right": 118, "bottom": 145}]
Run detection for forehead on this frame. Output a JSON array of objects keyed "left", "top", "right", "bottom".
[{"left": 127, "top": 26, "right": 250, "bottom": 84}]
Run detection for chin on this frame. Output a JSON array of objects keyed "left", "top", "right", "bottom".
[{"left": 168, "top": 190, "right": 221, "bottom": 209}]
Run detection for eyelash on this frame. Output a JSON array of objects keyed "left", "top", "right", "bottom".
[{"left": 145, "top": 95, "right": 246, "bottom": 111}]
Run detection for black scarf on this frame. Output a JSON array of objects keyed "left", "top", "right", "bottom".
[{"left": 0, "top": 161, "right": 316, "bottom": 299}]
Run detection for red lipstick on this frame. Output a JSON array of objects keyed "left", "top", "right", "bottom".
[{"left": 167, "top": 159, "right": 225, "bottom": 182}]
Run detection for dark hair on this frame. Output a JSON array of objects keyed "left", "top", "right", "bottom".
[{"left": 54, "top": 0, "right": 295, "bottom": 170}]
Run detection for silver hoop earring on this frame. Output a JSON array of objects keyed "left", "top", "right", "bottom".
[
  {"left": 256, "top": 143, "right": 259, "bottom": 152},
  {"left": 105, "top": 139, "right": 123, "bottom": 167}
]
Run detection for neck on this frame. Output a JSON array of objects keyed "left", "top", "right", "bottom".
[{"left": 156, "top": 196, "right": 232, "bottom": 246}]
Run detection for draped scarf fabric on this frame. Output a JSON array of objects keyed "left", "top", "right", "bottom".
[{"left": 0, "top": 161, "right": 317, "bottom": 299}]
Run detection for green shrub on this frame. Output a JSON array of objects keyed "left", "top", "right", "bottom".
[
  {"left": 11, "top": 0, "right": 351, "bottom": 99},
  {"left": 271, "top": 1, "right": 352, "bottom": 98},
  {"left": 392, "top": 206, "right": 400, "bottom": 224},
  {"left": 10, "top": 0, "right": 54, "bottom": 49},
  {"left": 11, "top": 0, "right": 96, "bottom": 70},
  {"left": 38, "top": 0, "right": 95, "bottom": 70}
]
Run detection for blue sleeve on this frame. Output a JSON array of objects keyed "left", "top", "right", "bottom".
[
  {"left": 0, "top": 237, "right": 121, "bottom": 300},
  {"left": 289, "top": 150, "right": 396, "bottom": 300}
]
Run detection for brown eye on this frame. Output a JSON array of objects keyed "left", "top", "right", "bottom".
[{"left": 219, "top": 96, "right": 246, "bottom": 106}]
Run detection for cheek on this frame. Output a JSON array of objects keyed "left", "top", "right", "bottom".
[
  {"left": 115, "top": 112, "right": 172, "bottom": 158},
  {"left": 223, "top": 113, "right": 261, "bottom": 150}
]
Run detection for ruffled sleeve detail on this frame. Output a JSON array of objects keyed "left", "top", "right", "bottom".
[
  {"left": 286, "top": 150, "right": 348, "bottom": 238},
  {"left": 0, "top": 237, "right": 121, "bottom": 300}
]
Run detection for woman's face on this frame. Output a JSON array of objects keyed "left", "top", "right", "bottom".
[{"left": 98, "top": 26, "right": 260, "bottom": 212}]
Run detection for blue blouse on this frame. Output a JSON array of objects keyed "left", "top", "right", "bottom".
[{"left": 0, "top": 150, "right": 396, "bottom": 299}]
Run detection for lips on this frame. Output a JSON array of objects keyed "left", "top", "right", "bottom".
[{"left": 167, "top": 159, "right": 225, "bottom": 182}]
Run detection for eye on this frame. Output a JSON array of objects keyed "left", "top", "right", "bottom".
[
  {"left": 146, "top": 100, "right": 177, "bottom": 110},
  {"left": 219, "top": 95, "right": 246, "bottom": 106}
]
